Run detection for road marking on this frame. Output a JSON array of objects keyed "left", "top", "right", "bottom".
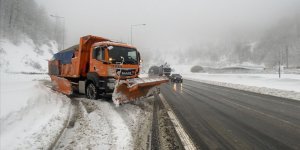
[
  {"left": 183, "top": 82, "right": 300, "bottom": 129},
  {"left": 159, "top": 94, "right": 197, "bottom": 150},
  {"left": 219, "top": 97, "right": 300, "bottom": 129}
]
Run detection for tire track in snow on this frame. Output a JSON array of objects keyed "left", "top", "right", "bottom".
[
  {"left": 49, "top": 99, "right": 74, "bottom": 150},
  {"left": 94, "top": 101, "right": 133, "bottom": 149},
  {"left": 54, "top": 98, "right": 134, "bottom": 149}
]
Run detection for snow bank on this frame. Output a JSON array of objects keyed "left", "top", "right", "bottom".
[
  {"left": 0, "top": 72, "right": 71, "bottom": 149},
  {"left": 183, "top": 73, "right": 300, "bottom": 92},
  {"left": 172, "top": 64, "right": 300, "bottom": 74},
  {"left": 0, "top": 38, "right": 57, "bottom": 73},
  {"left": 56, "top": 99, "right": 152, "bottom": 149},
  {"left": 0, "top": 73, "right": 49, "bottom": 118},
  {"left": 169, "top": 64, "right": 300, "bottom": 100},
  {"left": 183, "top": 73, "right": 300, "bottom": 100}
]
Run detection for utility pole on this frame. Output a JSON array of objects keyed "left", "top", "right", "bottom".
[
  {"left": 50, "top": 14, "right": 65, "bottom": 50},
  {"left": 62, "top": 18, "right": 65, "bottom": 49},
  {"left": 0, "top": 0, "right": 3, "bottom": 38},
  {"left": 130, "top": 24, "right": 146, "bottom": 45},
  {"left": 278, "top": 48, "right": 283, "bottom": 78},
  {"left": 286, "top": 45, "right": 289, "bottom": 69},
  {"left": 279, "top": 60, "right": 281, "bottom": 78}
]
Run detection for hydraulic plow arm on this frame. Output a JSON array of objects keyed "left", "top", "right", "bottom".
[{"left": 112, "top": 76, "right": 169, "bottom": 105}]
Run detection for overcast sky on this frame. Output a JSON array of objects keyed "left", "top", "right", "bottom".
[{"left": 37, "top": 0, "right": 300, "bottom": 63}]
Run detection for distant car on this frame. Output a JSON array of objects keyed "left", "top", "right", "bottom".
[{"left": 170, "top": 74, "right": 183, "bottom": 83}]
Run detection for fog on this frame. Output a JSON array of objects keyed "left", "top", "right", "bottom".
[{"left": 37, "top": 0, "right": 300, "bottom": 66}]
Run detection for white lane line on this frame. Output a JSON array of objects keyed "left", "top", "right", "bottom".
[
  {"left": 219, "top": 97, "right": 300, "bottom": 129},
  {"left": 159, "top": 94, "right": 197, "bottom": 150},
  {"left": 183, "top": 85, "right": 299, "bottom": 129}
]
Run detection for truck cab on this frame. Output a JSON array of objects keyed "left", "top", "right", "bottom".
[
  {"left": 90, "top": 41, "right": 140, "bottom": 79},
  {"left": 84, "top": 41, "right": 141, "bottom": 99}
]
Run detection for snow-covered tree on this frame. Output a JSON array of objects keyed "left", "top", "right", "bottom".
[{"left": 0, "top": 0, "right": 62, "bottom": 47}]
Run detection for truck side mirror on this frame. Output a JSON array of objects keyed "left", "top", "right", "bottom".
[
  {"left": 107, "top": 46, "right": 113, "bottom": 50},
  {"left": 137, "top": 52, "right": 141, "bottom": 63}
]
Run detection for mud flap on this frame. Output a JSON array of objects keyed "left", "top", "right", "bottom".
[
  {"left": 50, "top": 75, "right": 73, "bottom": 95},
  {"left": 112, "top": 76, "right": 169, "bottom": 105}
]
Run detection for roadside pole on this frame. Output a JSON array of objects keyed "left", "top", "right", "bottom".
[{"left": 279, "top": 61, "right": 281, "bottom": 78}]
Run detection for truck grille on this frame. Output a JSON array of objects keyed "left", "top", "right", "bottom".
[{"left": 116, "top": 68, "right": 136, "bottom": 76}]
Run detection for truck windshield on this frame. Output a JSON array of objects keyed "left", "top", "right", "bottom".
[{"left": 108, "top": 46, "right": 138, "bottom": 64}]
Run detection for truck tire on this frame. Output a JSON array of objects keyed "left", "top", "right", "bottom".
[{"left": 86, "top": 82, "right": 99, "bottom": 100}]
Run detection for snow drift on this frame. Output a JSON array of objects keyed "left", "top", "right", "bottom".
[
  {"left": 0, "top": 38, "right": 57, "bottom": 73},
  {"left": 0, "top": 73, "right": 71, "bottom": 149},
  {"left": 171, "top": 65, "right": 300, "bottom": 100},
  {"left": 0, "top": 37, "right": 69, "bottom": 149}
]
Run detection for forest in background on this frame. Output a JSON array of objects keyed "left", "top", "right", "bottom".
[
  {"left": 175, "top": 13, "right": 300, "bottom": 68},
  {"left": 0, "top": 0, "right": 63, "bottom": 48}
]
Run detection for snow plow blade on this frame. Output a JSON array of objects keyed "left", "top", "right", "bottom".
[
  {"left": 112, "top": 76, "right": 169, "bottom": 105},
  {"left": 50, "top": 75, "right": 72, "bottom": 95}
]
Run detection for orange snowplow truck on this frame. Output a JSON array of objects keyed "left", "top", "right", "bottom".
[{"left": 48, "top": 35, "right": 168, "bottom": 104}]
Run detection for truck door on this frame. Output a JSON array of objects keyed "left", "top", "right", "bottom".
[{"left": 91, "top": 46, "right": 106, "bottom": 76}]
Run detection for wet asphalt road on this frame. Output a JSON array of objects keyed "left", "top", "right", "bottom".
[{"left": 160, "top": 79, "right": 300, "bottom": 150}]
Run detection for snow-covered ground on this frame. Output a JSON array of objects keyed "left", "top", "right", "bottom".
[
  {"left": 170, "top": 65, "right": 300, "bottom": 100},
  {"left": 182, "top": 73, "right": 300, "bottom": 100},
  {"left": 0, "top": 72, "right": 71, "bottom": 149},
  {"left": 183, "top": 73, "right": 300, "bottom": 92},
  {"left": 55, "top": 98, "right": 152, "bottom": 149},
  {"left": 0, "top": 37, "right": 73, "bottom": 149},
  {"left": 0, "top": 38, "right": 57, "bottom": 73},
  {"left": 0, "top": 73, "right": 50, "bottom": 118}
]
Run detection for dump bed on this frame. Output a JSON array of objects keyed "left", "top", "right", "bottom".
[{"left": 48, "top": 35, "right": 110, "bottom": 78}]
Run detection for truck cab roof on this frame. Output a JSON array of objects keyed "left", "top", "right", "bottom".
[{"left": 93, "top": 41, "right": 136, "bottom": 49}]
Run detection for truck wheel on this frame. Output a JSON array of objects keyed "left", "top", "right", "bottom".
[{"left": 86, "top": 83, "right": 98, "bottom": 100}]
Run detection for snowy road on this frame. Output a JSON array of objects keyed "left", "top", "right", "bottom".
[
  {"left": 52, "top": 97, "right": 153, "bottom": 150},
  {"left": 161, "top": 80, "right": 300, "bottom": 150}
]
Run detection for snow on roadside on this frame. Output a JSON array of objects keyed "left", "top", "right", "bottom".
[
  {"left": 0, "top": 72, "right": 71, "bottom": 149},
  {"left": 183, "top": 73, "right": 300, "bottom": 101},
  {"left": 115, "top": 101, "right": 153, "bottom": 149},
  {"left": 0, "top": 36, "right": 71, "bottom": 149},
  {"left": 0, "top": 73, "right": 50, "bottom": 118},
  {"left": 97, "top": 102, "right": 132, "bottom": 149},
  {"left": 57, "top": 99, "right": 152, "bottom": 149},
  {"left": 0, "top": 38, "right": 57, "bottom": 73}
]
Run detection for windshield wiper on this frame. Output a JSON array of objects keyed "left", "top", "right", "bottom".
[{"left": 123, "top": 60, "right": 137, "bottom": 64}]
